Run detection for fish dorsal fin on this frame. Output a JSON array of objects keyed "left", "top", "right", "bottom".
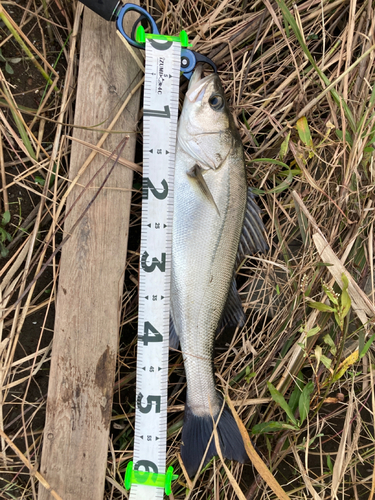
[
  {"left": 218, "top": 278, "right": 246, "bottom": 331},
  {"left": 236, "top": 189, "right": 268, "bottom": 267},
  {"left": 187, "top": 164, "right": 220, "bottom": 215}
]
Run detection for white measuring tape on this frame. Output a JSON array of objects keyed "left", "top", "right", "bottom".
[{"left": 129, "top": 39, "right": 181, "bottom": 500}]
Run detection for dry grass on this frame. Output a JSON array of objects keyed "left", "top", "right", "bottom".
[{"left": 0, "top": 0, "right": 375, "bottom": 499}]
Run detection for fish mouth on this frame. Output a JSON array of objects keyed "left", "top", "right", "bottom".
[{"left": 186, "top": 65, "right": 216, "bottom": 103}]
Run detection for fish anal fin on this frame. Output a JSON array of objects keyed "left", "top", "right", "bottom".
[
  {"left": 187, "top": 164, "right": 220, "bottom": 216},
  {"left": 181, "top": 399, "right": 248, "bottom": 477}
]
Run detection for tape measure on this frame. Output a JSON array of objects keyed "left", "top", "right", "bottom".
[
  {"left": 73, "top": 2, "right": 216, "bottom": 495},
  {"left": 128, "top": 38, "right": 181, "bottom": 500}
]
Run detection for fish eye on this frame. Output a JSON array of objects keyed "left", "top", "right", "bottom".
[{"left": 208, "top": 94, "right": 224, "bottom": 110}]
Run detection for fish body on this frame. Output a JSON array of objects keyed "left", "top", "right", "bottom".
[{"left": 171, "top": 67, "right": 267, "bottom": 477}]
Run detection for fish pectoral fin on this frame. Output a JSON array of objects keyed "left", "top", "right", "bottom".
[{"left": 187, "top": 164, "right": 220, "bottom": 216}]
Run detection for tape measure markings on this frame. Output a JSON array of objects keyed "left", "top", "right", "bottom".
[{"left": 129, "top": 39, "right": 180, "bottom": 500}]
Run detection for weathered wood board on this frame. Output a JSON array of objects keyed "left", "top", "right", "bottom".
[{"left": 38, "top": 6, "right": 141, "bottom": 500}]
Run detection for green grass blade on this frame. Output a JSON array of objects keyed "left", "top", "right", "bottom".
[
  {"left": 267, "top": 381, "right": 298, "bottom": 427},
  {"left": 298, "top": 381, "right": 314, "bottom": 425}
]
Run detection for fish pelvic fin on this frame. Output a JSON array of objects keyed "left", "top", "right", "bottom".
[
  {"left": 187, "top": 164, "right": 220, "bottom": 216},
  {"left": 169, "top": 315, "right": 180, "bottom": 350},
  {"left": 181, "top": 399, "right": 248, "bottom": 477}
]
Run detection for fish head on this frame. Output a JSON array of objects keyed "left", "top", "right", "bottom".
[{"left": 178, "top": 66, "right": 240, "bottom": 170}]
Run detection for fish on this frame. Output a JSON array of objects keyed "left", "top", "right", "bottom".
[{"left": 170, "top": 65, "right": 268, "bottom": 477}]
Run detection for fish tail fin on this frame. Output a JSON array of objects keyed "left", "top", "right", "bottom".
[{"left": 181, "top": 401, "right": 248, "bottom": 477}]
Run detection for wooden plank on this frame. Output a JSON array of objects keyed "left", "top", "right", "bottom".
[{"left": 38, "top": 6, "right": 141, "bottom": 500}]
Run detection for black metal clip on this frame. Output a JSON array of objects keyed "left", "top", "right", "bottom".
[{"left": 78, "top": 1, "right": 216, "bottom": 79}]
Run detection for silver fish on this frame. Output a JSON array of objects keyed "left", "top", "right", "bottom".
[{"left": 171, "top": 66, "right": 267, "bottom": 477}]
